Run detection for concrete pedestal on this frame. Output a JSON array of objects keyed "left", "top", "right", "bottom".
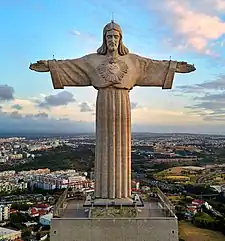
[{"left": 50, "top": 218, "right": 179, "bottom": 241}]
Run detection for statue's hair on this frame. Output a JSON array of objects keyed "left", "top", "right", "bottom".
[{"left": 97, "top": 21, "right": 129, "bottom": 56}]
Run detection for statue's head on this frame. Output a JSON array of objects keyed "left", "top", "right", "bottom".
[{"left": 97, "top": 21, "right": 129, "bottom": 56}]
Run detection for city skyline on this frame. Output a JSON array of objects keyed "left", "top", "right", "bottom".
[{"left": 1, "top": 0, "right": 225, "bottom": 134}]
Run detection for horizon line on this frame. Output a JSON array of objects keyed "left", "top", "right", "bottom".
[{"left": 0, "top": 131, "right": 225, "bottom": 137}]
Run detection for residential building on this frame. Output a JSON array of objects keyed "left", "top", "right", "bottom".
[
  {"left": 0, "top": 227, "right": 21, "bottom": 240},
  {"left": 0, "top": 205, "right": 10, "bottom": 222}
]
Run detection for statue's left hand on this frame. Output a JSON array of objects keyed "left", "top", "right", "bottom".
[
  {"left": 176, "top": 61, "right": 196, "bottom": 73},
  {"left": 29, "top": 60, "right": 49, "bottom": 72}
]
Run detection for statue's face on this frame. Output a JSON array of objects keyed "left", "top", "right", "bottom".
[{"left": 105, "top": 30, "right": 120, "bottom": 52}]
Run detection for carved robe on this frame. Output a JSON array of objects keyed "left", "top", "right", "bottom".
[{"left": 48, "top": 53, "right": 177, "bottom": 199}]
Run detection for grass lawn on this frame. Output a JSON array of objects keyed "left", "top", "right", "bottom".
[
  {"left": 166, "top": 175, "right": 190, "bottom": 180},
  {"left": 179, "top": 221, "right": 225, "bottom": 241},
  {"left": 154, "top": 167, "right": 197, "bottom": 183}
]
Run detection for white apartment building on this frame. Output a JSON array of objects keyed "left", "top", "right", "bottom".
[
  {"left": 0, "top": 158, "right": 6, "bottom": 163},
  {"left": 0, "top": 205, "right": 10, "bottom": 222},
  {"left": 8, "top": 154, "right": 23, "bottom": 160},
  {"left": 0, "top": 170, "right": 16, "bottom": 177},
  {"left": 29, "top": 173, "right": 87, "bottom": 191},
  {"left": 18, "top": 168, "right": 50, "bottom": 176},
  {"left": 0, "top": 181, "right": 28, "bottom": 193}
]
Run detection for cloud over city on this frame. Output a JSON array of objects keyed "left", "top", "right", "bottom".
[
  {"left": 11, "top": 104, "right": 23, "bottom": 110},
  {"left": 185, "top": 91, "right": 225, "bottom": 121},
  {"left": 175, "top": 74, "right": 225, "bottom": 93},
  {"left": 0, "top": 85, "right": 14, "bottom": 101},
  {"left": 79, "top": 102, "right": 94, "bottom": 113},
  {"left": 36, "top": 91, "right": 76, "bottom": 109},
  {"left": 0, "top": 105, "right": 93, "bottom": 133}
]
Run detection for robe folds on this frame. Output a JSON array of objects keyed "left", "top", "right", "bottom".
[{"left": 48, "top": 53, "right": 177, "bottom": 199}]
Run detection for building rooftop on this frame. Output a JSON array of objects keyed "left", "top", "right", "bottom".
[
  {"left": 0, "top": 227, "right": 21, "bottom": 236},
  {"left": 59, "top": 198, "right": 175, "bottom": 219}
]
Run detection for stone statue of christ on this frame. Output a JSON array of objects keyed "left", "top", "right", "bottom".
[{"left": 30, "top": 21, "right": 196, "bottom": 200}]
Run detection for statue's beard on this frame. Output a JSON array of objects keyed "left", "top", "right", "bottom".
[
  {"left": 108, "top": 45, "right": 118, "bottom": 52},
  {"left": 107, "top": 45, "right": 119, "bottom": 61}
]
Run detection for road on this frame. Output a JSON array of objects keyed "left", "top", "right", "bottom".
[{"left": 196, "top": 171, "right": 222, "bottom": 184}]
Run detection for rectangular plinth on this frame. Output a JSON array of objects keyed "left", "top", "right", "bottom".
[
  {"left": 51, "top": 197, "right": 178, "bottom": 240},
  {"left": 50, "top": 218, "right": 179, "bottom": 241}
]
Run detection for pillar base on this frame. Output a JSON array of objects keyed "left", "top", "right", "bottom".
[{"left": 83, "top": 194, "right": 144, "bottom": 207}]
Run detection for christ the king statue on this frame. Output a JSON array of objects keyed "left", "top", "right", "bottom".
[{"left": 30, "top": 21, "right": 196, "bottom": 200}]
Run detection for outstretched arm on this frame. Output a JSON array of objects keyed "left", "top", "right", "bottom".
[
  {"left": 135, "top": 56, "right": 196, "bottom": 89},
  {"left": 175, "top": 61, "right": 196, "bottom": 73},
  {"left": 29, "top": 58, "right": 92, "bottom": 89},
  {"left": 30, "top": 60, "right": 49, "bottom": 72},
  {"left": 162, "top": 61, "right": 195, "bottom": 89}
]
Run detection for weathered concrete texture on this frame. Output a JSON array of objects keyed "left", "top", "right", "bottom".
[
  {"left": 50, "top": 218, "right": 179, "bottom": 241},
  {"left": 30, "top": 21, "right": 196, "bottom": 201},
  {"left": 95, "top": 87, "right": 131, "bottom": 199}
]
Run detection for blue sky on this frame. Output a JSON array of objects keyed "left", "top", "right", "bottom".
[{"left": 1, "top": 0, "right": 225, "bottom": 134}]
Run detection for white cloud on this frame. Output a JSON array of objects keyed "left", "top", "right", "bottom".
[
  {"left": 0, "top": 85, "right": 14, "bottom": 101},
  {"left": 71, "top": 30, "right": 81, "bottom": 36},
  {"left": 146, "top": 0, "right": 225, "bottom": 55},
  {"left": 0, "top": 111, "right": 93, "bottom": 133},
  {"left": 1, "top": 95, "right": 224, "bottom": 133},
  {"left": 36, "top": 91, "right": 76, "bottom": 108}
]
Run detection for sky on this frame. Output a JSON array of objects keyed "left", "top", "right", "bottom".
[{"left": 1, "top": 0, "right": 225, "bottom": 134}]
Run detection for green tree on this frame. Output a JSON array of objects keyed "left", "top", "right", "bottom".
[
  {"left": 36, "top": 232, "right": 41, "bottom": 240},
  {"left": 10, "top": 213, "right": 25, "bottom": 223},
  {"left": 22, "top": 229, "right": 31, "bottom": 238}
]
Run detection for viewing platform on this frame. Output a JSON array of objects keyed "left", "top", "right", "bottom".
[
  {"left": 50, "top": 189, "right": 178, "bottom": 241},
  {"left": 59, "top": 199, "right": 172, "bottom": 219}
]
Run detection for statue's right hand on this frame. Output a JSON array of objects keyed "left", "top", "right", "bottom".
[{"left": 29, "top": 60, "right": 49, "bottom": 72}]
